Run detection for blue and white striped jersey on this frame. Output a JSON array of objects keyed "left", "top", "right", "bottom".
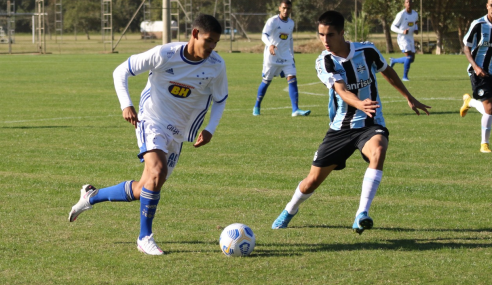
[
  {"left": 316, "top": 42, "right": 388, "bottom": 130},
  {"left": 463, "top": 15, "right": 492, "bottom": 75},
  {"left": 113, "top": 42, "right": 228, "bottom": 143}
]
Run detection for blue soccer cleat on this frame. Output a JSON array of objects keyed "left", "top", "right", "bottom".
[
  {"left": 253, "top": 107, "right": 260, "bottom": 116},
  {"left": 389, "top": 57, "right": 395, "bottom": 68},
  {"left": 352, "top": 211, "right": 373, "bottom": 235},
  {"left": 272, "top": 210, "right": 297, "bottom": 229},
  {"left": 292, "top": 109, "right": 311, "bottom": 117}
]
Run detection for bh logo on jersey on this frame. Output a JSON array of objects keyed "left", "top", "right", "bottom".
[
  {"left": 408, "top": 22, "right": 414, "bottom": 27},
  {"left": 279, "top": 33, "right": 289, "bottom": 40},
  {"left": 168, "top": 81, "right": 194, "bottom": 98}
]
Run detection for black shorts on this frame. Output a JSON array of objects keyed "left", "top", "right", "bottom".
[
  {"left": 470, "top": 73, "right": 492, "bottom": 100},
  {"left": 312, "top": 125, "right": 390, "bottom": 170}
]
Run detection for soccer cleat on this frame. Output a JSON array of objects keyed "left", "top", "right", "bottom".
[
  {"left": 253, "top": 107, "right": 260, "bottom": 116},
  {"left": 292, "top": 109, "right": 311, "bottom": 117},
  {"left": 480, "top": 143, "right": 491, "bottom": 153},
  {"left": 272, "top": 209, "right": 297, "bottom": 229},
  {"left": 460, "top": 93, "right": 472, "bottom": 117},
  {"left": 137, "top": 234, "right": 164, "bottom": 255},
  {"left": 352, "top": 211, "right": 373, "bottom": 235},
  {"left": 68, "top": 184, "right": 97, "bottom": 222},
  {"left": 402, "top": 77, "right": 410, "bottom": 82},
  {"left": 389, "top": 57, "right": 395, "bottom": 68}
]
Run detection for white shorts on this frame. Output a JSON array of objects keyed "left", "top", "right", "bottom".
[
  {"left": 136, "top": 120, "right": 183, "bottom": 179},
  {"left": 397, "top": 36, "right": 415, "bottom": 53},
  {"left": 262, "top": 59, "right": 296, "bottom": 81}
]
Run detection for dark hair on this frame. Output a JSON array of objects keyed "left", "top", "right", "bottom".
[
  {"left": 318, "top": 11, "right": 345, "bottom": 33},
  {"left": 281, "top": 0, "right": 292, "bottom": 5},
  {"left": 193, "top": 14, "right": 222, "bottom": 35}
]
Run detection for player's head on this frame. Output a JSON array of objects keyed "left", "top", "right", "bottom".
[
  {"left": 405, "top": 0, "right": 413, "bottom": 13},
  {"left": 278, "top": 0, "right": 292, "bottom": 20},
  {"left": 317, "top": 11, "right": 346, "bottom": 54},
  {"left": 487, "top": 0, "right": 492, "bottom": 20},
  {"left": 190, "top": 14, "right": 222, "bottom": 59}
]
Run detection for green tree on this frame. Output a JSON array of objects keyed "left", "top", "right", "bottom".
[
  {"left": 453, "top": 0, "right": 484, "bottom": 53},
  {"left": 63, "top": 0, "right": 100, "bottom": 39},
  {"left": 344, "top": 11, "right": 373, "bottom": 42},
  {"left": 364, "top": 0, "right": 402, "bottom": 53},
  {"left": 423, "top": 0, "right": 455, "bottom": 54}
]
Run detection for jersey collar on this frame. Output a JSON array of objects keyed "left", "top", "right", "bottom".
[{"left": 180, "top": 45, "right": 206, "bottom": 65}]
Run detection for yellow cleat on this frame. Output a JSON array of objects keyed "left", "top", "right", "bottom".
[
  {"left": 480, "top": 143, "right": 491, "bottom": 153},
  {"left": 460, "top": 94, "right": 472, "bottom": 117}
]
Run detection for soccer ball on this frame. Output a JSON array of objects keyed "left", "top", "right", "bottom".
[{"left": 219, "top": 223, "right": 256, "bottom": 257}]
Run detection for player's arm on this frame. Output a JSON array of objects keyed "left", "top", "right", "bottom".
[
  {"left": 333, "top": 81, "right": 379, "bottom": 118},
  {"left": 381, "top": 66, "right": 431, "bottom": 115},
  {"left": 390, "top": 11, "right": 405, "bottom": 34},
  {"left": 194, "top": 66, "right": 228, "bottom": 148},
  {"left": 261, "top": 18, "right": 277, "bottom": 55},
  {"left": 113, "top": 46, "right": 165, "bottom": 128},
  {"left": 464, "top": 45, "right": 488, "bottom": 77}
]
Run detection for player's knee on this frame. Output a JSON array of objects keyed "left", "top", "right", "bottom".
[{"left": 261, "top": 79, "right": 272, "bottom": 85}]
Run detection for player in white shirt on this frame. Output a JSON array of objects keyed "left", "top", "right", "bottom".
[
  {"left": 68, "top": 14, "right": 228, "bottom": 255},
  {"left": 253, "top": 0, "right": 310, "bottom": 117},
  {"left": 390, "top": 0, "right": 419, "bottom": 81}
]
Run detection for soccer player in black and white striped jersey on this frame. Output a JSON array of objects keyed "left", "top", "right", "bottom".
[{"left": 461, "top": 0, "right": 492, "bottom": 153}]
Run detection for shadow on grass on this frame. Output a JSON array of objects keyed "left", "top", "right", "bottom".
[{"left": 293, "top": 224, "right": 492, "bottom": 233}]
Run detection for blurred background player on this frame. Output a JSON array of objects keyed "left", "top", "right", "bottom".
[
  {"left": 252, "top": 0, "right": 310, "bottom": 117},
  {"left": 68, "top": 14, "right": 228, "bottom": 255},
  {"left": 272, "top": 10, "right": 430, "bottom": 234},
  {"left": 460, "top": 0, "right": 492, "bottom": 153},
  {"left": 390, "top": 0, "right": 419, "bottom": 81}
]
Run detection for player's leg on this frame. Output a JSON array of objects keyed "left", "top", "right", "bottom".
[
  {"left": 353, "top": 127, "right": 389, "bottom": 235},
  {"left": 461, "top": 93, "right": 486, "bottom": 117},
  {"left": 480, "top": 98, "right": 492, "bottom": 153},
  {"left": 402, "top": 51, "right": 415, "bottom": 81},
  {"left": 272, "top": 165, "right": 336, "bottom": 229},
  {"left": 284, "top": 62, "right": 310, "bottom": 116},
  {"left": 253, "top": 65, "right": 274, "bottom": 116}
]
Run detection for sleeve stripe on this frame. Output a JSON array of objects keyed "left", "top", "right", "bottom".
[
  {"left": 214, "top": 94, "right": 228, "bottom": 103},
  {"left": 127, "top": 57, "right": 135, "bottom": 76}
]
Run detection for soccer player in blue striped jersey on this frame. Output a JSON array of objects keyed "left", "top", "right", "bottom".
[
  {"left": 68, "top": 14, "right": 228, "bottom": 255},
  {"left": 272, "top": 10, "right": 430, "bottom": 234},
  {"left": 252, "top": 0, "right": 311, "bottom": 117},
  {"left": 390, "top": 0, "right": 419, "bottom": 81},
  {"left": 460, "top": 0, "right": 492, "bottom": 153}
]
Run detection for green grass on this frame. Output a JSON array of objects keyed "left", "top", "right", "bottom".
[{"left": 1, "top": 50, "right": 491, "bottom": 284}]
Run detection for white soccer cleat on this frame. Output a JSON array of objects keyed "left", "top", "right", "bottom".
[
  {"left": 137, "top": 234, "right": 164, "bottom": 255},
  {"left": 68, "top": 184, "right": 97, "bottom": 222}
]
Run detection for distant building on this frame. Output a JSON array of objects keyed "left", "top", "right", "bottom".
[{"left": 140, "top": 20, "right": 178, "bottom": 39}]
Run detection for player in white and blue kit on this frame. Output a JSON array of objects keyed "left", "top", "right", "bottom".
[
  {"left": 68, "top": 14, "right": 228, "bottom": 255},
  {"left": 253, "top": 0, "right": 310, "bottom": 117},
  {"left": 459, "top": 0, "right": 492, "bottom": 153},
  {"left": 272, "top": 11, "right": 430, "bottom": 234},
  {"left": 390, "top": 0, "right": 419, "bottom": 81}
]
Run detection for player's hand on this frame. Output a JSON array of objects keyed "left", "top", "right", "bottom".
[
  {"left": 269, "top": 45, "right": 277, "bottom": 55},
  {"left": 357, "top": 98, "right": 380, "bottom": 118},
  {"left": 403, "top": 29, "right": 409, "bottom": 35},
  {"left": 193, "top": 130, "right": 212, "bottom": 148},
  {"left": 414, "top": 30, "right": 419, "bottom": 35},
  {"left": 407, "top": 97, "right": 431, "bottom": 116},
  {"left": 474, "top": 66, "right": 489, "bottom": 77},
  {"left": 122, "top": 106, "right": 139, "bottom": 129}
]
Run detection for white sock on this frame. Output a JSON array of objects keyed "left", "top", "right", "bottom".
[
  {"left": 469, "top": 99, "right": 486, "bottom": 115},
  {"left": 356, "top": 168, "right": 383, "bottom": 217},
  {"left": 481, "top": 113, "right": 492, "bottom": 144},
  {"left": 285, "top": 182, "right": 313, "bottom": 215}
]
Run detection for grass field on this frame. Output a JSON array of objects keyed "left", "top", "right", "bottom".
[{"left": 1, "top": 47, "right": 492, "bottom": 284}]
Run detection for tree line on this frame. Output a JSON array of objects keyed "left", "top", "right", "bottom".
[{"left": 0, "top": 0, "right": 486, "bottom": 53}]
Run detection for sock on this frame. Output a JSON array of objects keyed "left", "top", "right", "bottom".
[
  {"left": 139, "top": 187, "right": 161, "bottom": 240},
  {"left": 255, "top": 80, "right": 270, "bottom": 108},
  {"left": 89, "top": 181, "right": 134, "bottom": 204},
  {"left": 470, "top": 99, "right": 486, "bottom": 115},
  {"left": 356, "top": 168, "right": 383, "bottom": 216},
  {"left": 392, "top": 56, "right": 406, "bottom": 64},
  {"left": 288, "top": 77, "right": 299, "bottom": 112},
  {"left": 481, "top": 113, "right": 492, "bottom": 144},
  {"left": 403, "top": 56, "right": 412, "bottom": 78},
  {"left": 285, "top": 182, "right": 313, "bottom": 215}
]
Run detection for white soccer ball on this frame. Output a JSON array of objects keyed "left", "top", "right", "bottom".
[{"left": 219, "top": 223, "right": 256, "bottom": 257}]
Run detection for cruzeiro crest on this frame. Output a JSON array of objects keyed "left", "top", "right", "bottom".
[{"left": 356, "top": 63, "right": 366, "bottom": 74}]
